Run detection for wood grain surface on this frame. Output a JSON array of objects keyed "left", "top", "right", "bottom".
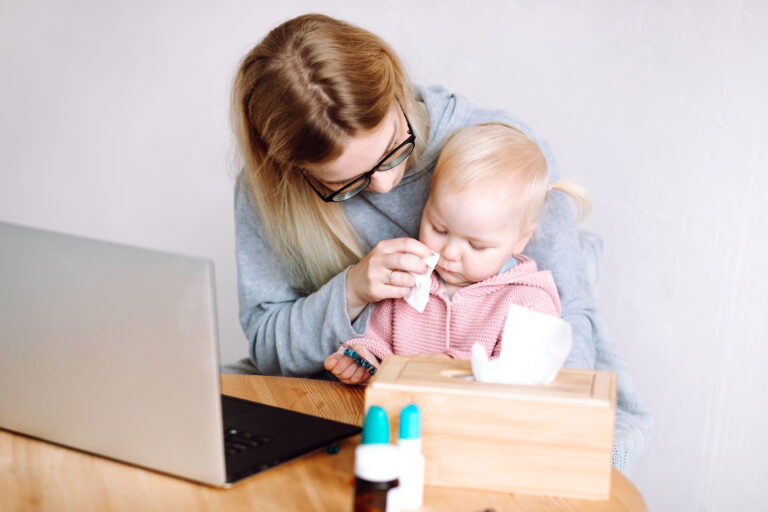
[{"left": 0, "top": 374, "right": 647, "bottom": 511}]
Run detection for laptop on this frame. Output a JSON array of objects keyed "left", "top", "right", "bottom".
[{"left": 0, "top": 221, "right": 360, "bottom": 487}]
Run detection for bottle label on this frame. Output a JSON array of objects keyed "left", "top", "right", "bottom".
[{"left": 386, "top": 486, "right": 400, "bottom": 512}]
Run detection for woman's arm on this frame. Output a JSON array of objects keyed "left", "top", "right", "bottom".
[
  {"left": 526, "top": 185, "right": 597, "bottom": 369},
  {"left": 235, "top": 183, "right": 372, "bottom": 376}
]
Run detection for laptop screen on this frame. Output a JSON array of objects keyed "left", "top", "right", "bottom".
[{"left": 0, "top": 222, "right": 227, "bottom": 485}]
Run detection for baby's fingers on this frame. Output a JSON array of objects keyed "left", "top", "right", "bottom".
[
  {"left": 324, "top": 353, "right": 343, "bottom": 371},
  {"left": 337, "top": 358, "right": 361, "bottom": 381},
  {"left": 346, "top": 364, "right": 372, "bottom": 385},
  {"left": 330, "top": 357, "right": 356, "bottom": 378},
  {"left": 354, "top": 369, "right": 373, "bottom": 386}
]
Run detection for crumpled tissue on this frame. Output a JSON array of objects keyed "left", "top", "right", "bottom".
[
  {"left": 403, "top": 251, "right": 440, "bottom": 313},
  {"left": 471, "top": 304, "right": 572, "bottom": 385}
]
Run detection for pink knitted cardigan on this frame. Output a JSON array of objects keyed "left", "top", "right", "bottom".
[{"left": 347, "top": 255, "right": 561, "bottom": 361}]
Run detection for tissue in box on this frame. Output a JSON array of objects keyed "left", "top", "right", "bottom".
[{"left": 364, "top": 355, "right": 617, "bottom": 500}]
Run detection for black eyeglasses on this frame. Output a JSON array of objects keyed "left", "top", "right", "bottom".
[{"left": 303, "top": 102, "right": 415, "bottom": 202}]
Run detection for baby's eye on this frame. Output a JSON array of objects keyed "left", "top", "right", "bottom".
[
  {"left": 470, "top": 243, "right": 486, "bottom": 250},
  {"left": 431, "top": 224, "right": 447, "bottom": 235}
]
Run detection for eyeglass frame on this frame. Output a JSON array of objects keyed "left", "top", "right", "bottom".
[{"left": 302, "top": 101, "right": 415, "bottom": 202}]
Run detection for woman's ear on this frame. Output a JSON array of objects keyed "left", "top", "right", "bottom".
[{"left": 512, "top": 222, "right": 537, "bottom": 254}]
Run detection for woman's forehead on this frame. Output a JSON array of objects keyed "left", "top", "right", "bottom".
[{"left": 311, "top": 106, "right": 398, "bottom": 184}]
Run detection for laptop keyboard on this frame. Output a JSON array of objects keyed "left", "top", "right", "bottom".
[
  {"left": 220, "top": 395, "right": 361, "bottom": 484},
  {"left": 223, "top": 426, "right": 272, "bottom": 456}
]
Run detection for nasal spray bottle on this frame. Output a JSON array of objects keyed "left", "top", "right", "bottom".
[
  {"left": 354, "top": 406, "right": 401, "bottom": 512},
  {"left": 397, "top": 404, "right": 425, "bottom": 509}
]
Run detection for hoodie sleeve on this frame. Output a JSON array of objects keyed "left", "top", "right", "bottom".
[{"left": 234, "top": 180, "right": 372, "bottom": 376}]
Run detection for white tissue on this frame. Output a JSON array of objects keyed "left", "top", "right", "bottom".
[
  {"left": 404, "top": 251, "right": 440, "bottom": 313},
  {"left": 471, "top": 304, "right": 572, "bottom": 385}
]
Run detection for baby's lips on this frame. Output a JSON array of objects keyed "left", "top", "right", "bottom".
[{"left": 436, "top": 264, "right": 458, "bottom": 275}]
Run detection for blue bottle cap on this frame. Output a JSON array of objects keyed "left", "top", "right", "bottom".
[
  {"left": 398, "top": 403, "right": 421, "bottom": 440},
  {"left": 361, "top": 406, "right": 390, "bottom": 444}
]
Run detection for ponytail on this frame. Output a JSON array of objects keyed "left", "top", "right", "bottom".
[{"left": 549, "top": 177, "right": 591, "bottom": 222}]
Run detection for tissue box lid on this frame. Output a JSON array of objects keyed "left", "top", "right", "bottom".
[{"left": 372, "top": 356, "right": 616, "bottom": 408}]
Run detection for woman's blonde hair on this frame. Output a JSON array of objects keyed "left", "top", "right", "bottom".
[
  {"left": 232, "top": 14, "right": 427, "bottom": 295},
  {"left": 432, "top": 123, "right": 590, "bottom": 231}
]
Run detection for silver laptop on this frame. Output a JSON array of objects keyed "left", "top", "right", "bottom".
[{"left": 0, "top": 221, "right": 360, "bottom": 486}]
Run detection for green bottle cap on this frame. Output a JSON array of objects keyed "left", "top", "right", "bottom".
[
  {"left": 398, "top": 403, "right": 421, "bottom": 440},
  {"left": 361, "top": 406, "right": 390, "bottom": 444}
]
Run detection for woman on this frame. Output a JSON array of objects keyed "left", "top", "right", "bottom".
[{"left": 231, "top": 14, "right": 651, "bottom": 474}]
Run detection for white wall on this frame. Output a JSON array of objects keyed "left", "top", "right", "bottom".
[{"left": 1, "top": 1, "right": 765, "bottom": 509}]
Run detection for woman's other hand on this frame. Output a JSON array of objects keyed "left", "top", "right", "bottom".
[
  {"left": 346, "top": 237, "right": 432, "bottom": 320},
  {"left": 324, "top": 344, "right": 380, "bottom": 385}
]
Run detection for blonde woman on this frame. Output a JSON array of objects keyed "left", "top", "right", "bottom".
[{"left": 232, "top": 14, "right": 651, "bottom": 475}]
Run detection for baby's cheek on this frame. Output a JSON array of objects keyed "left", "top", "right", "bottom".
[
  {"left": 464, "top": 258, "right": 496, "bottom": 283},
  {"left": 461, "top": 259, "right": 479, "bottom": 279}
]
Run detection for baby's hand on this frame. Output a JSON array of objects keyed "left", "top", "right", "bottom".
[{"left": 324, "top": 344, "right": 379, "bottom": 386}]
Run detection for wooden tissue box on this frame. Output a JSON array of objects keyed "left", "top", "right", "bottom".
[{"left": 365, "top": 355, "right": 617, "bottom": 500}]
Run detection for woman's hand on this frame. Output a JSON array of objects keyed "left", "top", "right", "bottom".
[
  {"left": 324, "top": 344, "right": 380, "bottom": 386},
  {"left": 346, "top": 237, "right": 433, "bottom": 321}
]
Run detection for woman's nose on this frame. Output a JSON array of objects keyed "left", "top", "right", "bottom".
[{"left": 367, "top": 169, "right": 397, "bottom": 194}]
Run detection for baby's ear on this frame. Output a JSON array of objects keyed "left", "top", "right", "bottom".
[{"left": 512, "top": 222, "right": 537, "bottom": 254}]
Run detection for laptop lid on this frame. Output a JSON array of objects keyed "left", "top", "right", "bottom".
[{"left": 0, "top": 221, "right": 228, "bottom": 485}]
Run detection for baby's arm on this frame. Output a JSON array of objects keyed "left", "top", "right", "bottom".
[{"left": 323, "top": 299, "right": 396, "bottom": 385}]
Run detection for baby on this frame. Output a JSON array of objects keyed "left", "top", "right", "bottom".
[{"left": 324, "top": 123, "right": 589, "bottom": 385}]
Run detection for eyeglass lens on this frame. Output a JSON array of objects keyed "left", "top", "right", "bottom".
[
  {"left": 331, "top": 178, "right": 370, "bottom": 201},
  {"left": 330, "top": 141, "right": 415, "bottom": 201},
  {"left": 378, "top": 142, "right": 415, "bottom": 171}
]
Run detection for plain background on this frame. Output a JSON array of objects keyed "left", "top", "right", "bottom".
[{"left": 1, "top": 1, "right": 766, "bottom": 509}]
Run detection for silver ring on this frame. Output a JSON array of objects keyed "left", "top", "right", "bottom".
[{"left": 387, "top": 272, "right": 393, "bottom": 285}]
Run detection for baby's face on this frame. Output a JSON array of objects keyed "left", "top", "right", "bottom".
[{"left": 419, "top": 182, "right": 532, "bottom": 289}]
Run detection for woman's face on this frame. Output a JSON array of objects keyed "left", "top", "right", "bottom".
[{"left": 307, "top": 103, "right": 411, "bottom": 196}]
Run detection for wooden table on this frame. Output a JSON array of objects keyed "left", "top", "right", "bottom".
[{"left": 0, "top": 375, "right": 647, "bottom": 511}]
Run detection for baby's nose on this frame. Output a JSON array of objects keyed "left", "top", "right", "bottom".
[{"left": 440, "top": 242, "right": 461, "bottom": 262}]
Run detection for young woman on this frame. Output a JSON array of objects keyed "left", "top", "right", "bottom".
[{"left": 231, "top": 13, "right": 651, "bottom": 475}]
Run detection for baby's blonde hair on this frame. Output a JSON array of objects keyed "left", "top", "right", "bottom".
[{"left": 432, "top": 123, "right": 589, "bottom": 231}]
